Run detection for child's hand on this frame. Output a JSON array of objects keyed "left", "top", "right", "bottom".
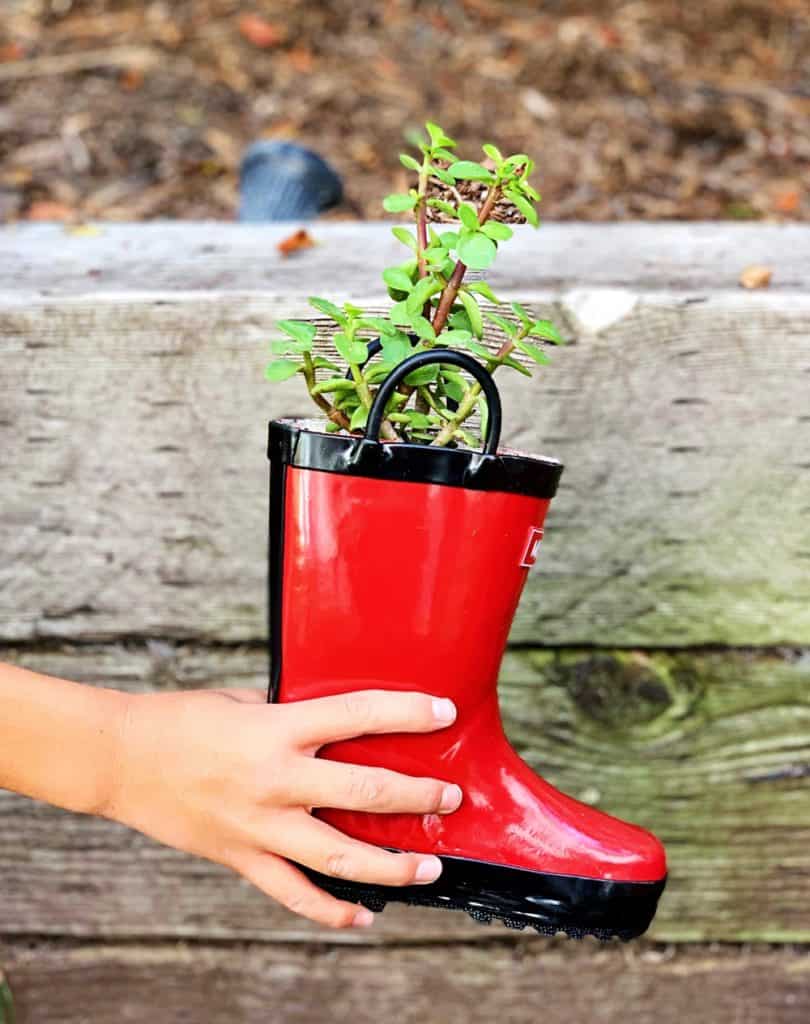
[{"left": 107, "top": 687, "right": 462, "bottom": 929}]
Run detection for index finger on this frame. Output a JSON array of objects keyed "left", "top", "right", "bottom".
[{"left": 284, "top": 689, "right": 456, "bottom": 748}]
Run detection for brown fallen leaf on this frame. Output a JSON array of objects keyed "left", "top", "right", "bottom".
[
  {"left": 26, "top": 200, "right": 74, "bottom": 222},
  {"left": 0, "top": 42, "right": 25, "bottom": 62},
  {"left": 739, "top": 265, "right": 773, "bottom": 290},
  {"left": 772, "top": 187, "right": 800, "bottom": 215},
  {"left": 238, "top": 14, "right": 285, "bottom": 49},
  {"left": 277, "top": 228, "right": 316, "bottom": 257},
  {"left": 119, "top": 67, "right": 144, "bottom": 91}
]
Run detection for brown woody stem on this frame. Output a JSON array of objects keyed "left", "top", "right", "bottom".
[
  {"left": 303, "top": 352, "right": 351, "bottom": 430},
  {"left": 432, "top": 335, "right": 516, "bottom": 447},
  {"left": 430, "top": 184, "right": 501, "bottom": 337}
]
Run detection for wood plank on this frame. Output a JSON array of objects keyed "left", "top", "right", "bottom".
[
  {"left": 1, "top": 290, "right": 808, "bottom": 647},
  {"left": 1, "top": 645, "right": 808, "bottom": 943},
  {"left": 3, "top": 222, "right": 808, "bottom": 294},
  {"left": 3, "top": 941, "right": 809, "bottom": 1024}
]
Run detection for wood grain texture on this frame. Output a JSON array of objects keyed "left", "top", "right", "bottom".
[
  {"left": 1, "top": 289, "right": 808, "bottom": 647},
  {"left": 3, "top": 222, "right": 809, "bottom": 294},
  {"left": 2, "top": 645, "right": 808, "bottom": 943},
  {"left": 3, "top": 941, "right": 810, "bottom": 1024}
]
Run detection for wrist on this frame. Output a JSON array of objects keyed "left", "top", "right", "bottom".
[{"left": 97, "top": 688, "right": 140, "bottom": 823}]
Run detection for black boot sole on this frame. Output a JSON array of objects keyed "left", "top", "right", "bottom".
[{"left": 301, "top": 854, "right": 667, "bottom": 941}]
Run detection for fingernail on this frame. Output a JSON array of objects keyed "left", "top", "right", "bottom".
[
  {"left": 440, "top": 784, "right": 463, "bottom": 813},
  {"left": 432, "top": 698, "right": 456, "bottom": 723},
  {"left": 415, "top": 856, "right": 443, "bottom": 883},
  {"left": 353, "top": 908, "right": 374, "bottom": 928}
]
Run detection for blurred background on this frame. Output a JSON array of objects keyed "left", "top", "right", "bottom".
[{"left": 1, "top": 0, "right": 808, "bottom": 224}]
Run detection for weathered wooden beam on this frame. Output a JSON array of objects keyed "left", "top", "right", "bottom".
[
  {"left": 3, "top": 222, "right": 808, "bottom": 294},
  {"left": 2, "top": 645, "right": 808, "bottom": 943},
  {"left": 3, "top": 941, "right": 809, "bottom": 1024},
  {"left": 1, "top": 284, "right": 808, "bottom": 647}
]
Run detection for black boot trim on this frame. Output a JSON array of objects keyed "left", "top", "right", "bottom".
[{"left": 298, "top": 854, "right": 667, "bottom": 942}]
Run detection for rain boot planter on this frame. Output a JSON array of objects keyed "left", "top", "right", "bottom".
[{"left": 264, "top": 124, "right": 667, "bottom": 940}]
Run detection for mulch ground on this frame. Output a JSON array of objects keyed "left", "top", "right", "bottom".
[{"left": 1, "top": 0, "right": 808, "bottom": 223}]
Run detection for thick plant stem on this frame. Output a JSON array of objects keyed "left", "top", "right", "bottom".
[
  {"left": 431, "top": 184, "right": 501, "bottom": 337},
  {"left": 432, "top": 337, "right": 515, "bottom": 447},
  {"left": 431, "top": 260, "right": 467, "bottom": 337},
  {"left": 416, "top": 168, "right": 429, "bottom": 281},
  {"left": 303, "top": 352, "right": 351, "bottom": 430},
  {"left": 349, "top": 363, "right": 398, "bottom": 441}
]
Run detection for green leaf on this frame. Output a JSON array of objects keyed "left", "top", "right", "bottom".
[
  {"left": 446, "top": 305, "right": 471, "bottom": 333},
  {"left": 410, "top": 314, "right": 436, "bottom": 342},
  {"left": 344, "top": 302, "right": 364, "bottom": 317},
  {"left": 458, "top": 337, "right": 492, "bottom": 359},
  {"left": 277, "top": 320, "right": 317, "bottom": 347},
  {"left": 404, "top": 365, "right": 439, "bottom": 387},
  {"left": 481, "top": 222, "right": 513, "bottom": 242},
  {"left": 312, "top": 378, "right": 359, "bottom": 395},
  {"left": 325, "top": 420, "right": 342, "bottom": 433},
  {"left": 483, "top": 311, "right": 518, "bottom": 337},
  {"left": 511, "top": 301, "right": 532, "bottom": 325},
  {"left": 457, "top": 203, "right": 480, "bottom": 231},
  {"left": 424, "top": 246, "right": 449, "bottom": 266},
  {"left": 438, "top": 329, "right": 473, "bottom": 346},
  {"left": 335, "top": 390, "right": 360, "bottom": 412},
  {"left": 456, "top": 292, "right": 481, "bottom": 339},
  {"left": 439, "top": 230, "right": 459, "bottom": 248},
  {"left": 530, "top": 319, "right": 566, "bottom": 344},
  {"left": 389, "top": 300, "right": 412, "bottom": 326},
  {"left": 448, "top": 160, "right": 496, "bottom": 183},
  {"left": 383, "top": 193, "right": 417, "bottom": 213},
  {"left": 365, "top": 362, "right": 396, "bottom": 384},
  {"left": 503, "top": 153, "right": 531, "bottom": 171},
  {"left": 406, "top": 276, "right": 442, "bottom": 315},
  {"left": 482, "top": 143, "right": 503, "bottom": 166},
  {"left": 427, "top": 198, "right": 457, "bottom": 218},
  {"left": 514, "top": 339, "right": 552, "bottom": 365},
  {"left": 271, "top": 338, "right": 309, "bottom": 355},
  {"left": 478, "top": 394, "right": 489, "bottom": 440},
  {"left": 428, "top": 164, "right": 456, "bottom": 186},
  {"left": 426, "top": 121, "right": 456, "bottom": 149},
  {"left": 265, "top": 360, "right": 300, "bottom": 382},
  {"left": 500, "top": 355, "right": 533, "bottom": 377},
  {"left": 440, "top": 374, "right": 465, "bottom": 403},
  {"left": 382, "top": 267, "right": 414, "bottom": 293},
  {"left": 457, "top": 230, "right": 497, "bottom": 270},
  {"left": 432, "top": 147, "right": 456, "bottom": 162},
  {"left": 350, "top": 405, "right": 369, "bottom": 431},
  {"left": 312, "top": 356, "right": 341, "bottom": 371},
  {"left": 358, "top": 316, "right": 397, "bottom": 336},
  {"left": 504, "top": 187, "right": 539, "bottom": 227},
  {"left": 467, "top": 280, "right": 501, "bottom": 303},
  {"left": 391, "top": 226, "right": 418, "bottom": 251},
  {"left": 309, "top": 296, "right": 347, "bottom": 325},
  {"left": 380, "top": 333, "right": 411, "bottom": 363},
  {"left": 399, "top": 153, "right": 421, "bottom": 171},
  {"left": 334, "top": 332, "right": 369, "bottom": 365},
  {"left": 523, "top": 183, "right": 541, "bottom": 202}
]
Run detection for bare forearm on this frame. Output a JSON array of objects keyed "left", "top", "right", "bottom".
[{"left": 0, "top": 662, "right": 128, "bottom": 816}]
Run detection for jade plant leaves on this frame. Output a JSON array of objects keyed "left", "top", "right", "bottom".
[
  {"left": 265, "top": 360, "right": 300, "bottom": 381},
  {"left": 263, "top": 120, "right": 564, "bottom": 449}
]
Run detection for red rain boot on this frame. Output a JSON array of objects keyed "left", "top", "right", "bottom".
[{"left": 267, "top": 350, "right": 667, "bottom": 940}]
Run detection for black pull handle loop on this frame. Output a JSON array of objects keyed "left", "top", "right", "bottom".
[{"left": 364, "top": 348, "right": 502, "bottom": 456}]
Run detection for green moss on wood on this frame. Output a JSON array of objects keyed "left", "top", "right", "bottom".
[
  {"left": 0, "top": 971, "right": 14, "bottom": 1024},
  {"left": 499, "top": 649, "right": 810, "bottom": 942}
]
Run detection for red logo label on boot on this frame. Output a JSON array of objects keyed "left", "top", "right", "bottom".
[{"left": 520, "top": 527, "right": 544, "bottom": 568}]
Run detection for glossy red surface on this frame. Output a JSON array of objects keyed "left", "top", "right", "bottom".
[{"left": 277, "top": 465, "right": 667, "bottom": 884}]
